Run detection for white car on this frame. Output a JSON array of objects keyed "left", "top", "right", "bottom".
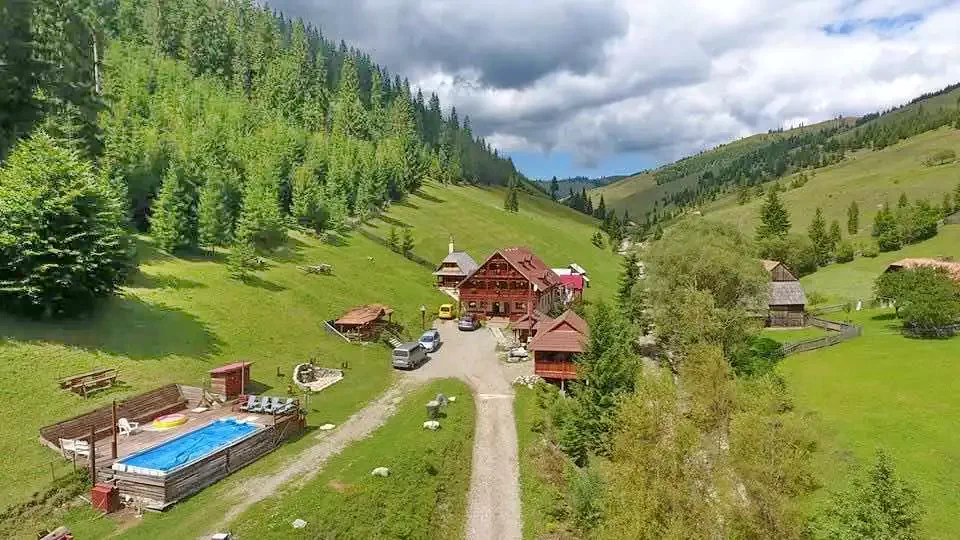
[{"left": 419, "top": 329, "right": 442, "bottom": 352}]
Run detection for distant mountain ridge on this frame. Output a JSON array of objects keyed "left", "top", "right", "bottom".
[{"left": 536, "top": 174, "right": 628, "bottom": 199}]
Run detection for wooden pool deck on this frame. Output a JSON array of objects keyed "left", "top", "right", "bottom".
[{"left": 86, "top": 406, "right": 276, "bottom": 467}]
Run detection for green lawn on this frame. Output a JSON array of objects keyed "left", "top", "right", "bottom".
[
  {"left": 0, "top": 182, "right": 612, "bottom": 537},
  {"left": 227, "top": 379, "right": 474, "bottom": 539},
  {"left": 760, "top": 326, "right": 831, "bottom": 343},
  {"left": 798, "top": 224, "right": 960, "bottom": 304},
  {"left": 780, "top": 309, "right": 960, "bottom": 539}
]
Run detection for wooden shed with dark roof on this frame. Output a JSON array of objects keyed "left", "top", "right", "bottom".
[
  {"left": 763, "top": 260, "right": 806, "bottom": 327},
  {"left": 529, "top": 310, "right": 589, "bottom": 381}
]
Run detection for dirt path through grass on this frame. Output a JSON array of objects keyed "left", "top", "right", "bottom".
[{"left": 213, "top": 378, "right": 422, "bottom": 531}]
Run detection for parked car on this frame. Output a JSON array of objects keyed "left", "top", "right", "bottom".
[
  {"left": 419, "top": 329, "right": 442, "bottom": 352},
  {"left": 458, "top": 313, "right": 480, "bottom": 331},
  {"left": 438, "top": 304, "right": 456, "bottom": 320},
  {"left": 392, "top": 342, "right": 427, "bottom": 369}
]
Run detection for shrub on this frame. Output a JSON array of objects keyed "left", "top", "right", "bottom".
[
  {"left": 861, "top": 241, "right": 880, "bottom": 258},
  {"left": 923, "top": 148, "right": 956, "bottom": 167},
  {"left": 807, "top": 291, "right": 827, "bottom": 306},
  {"left": 758, "top": 234, "right": 818, "bottom": 277},
  {"left": 0, "top": 134, "right": 134, "bottom": 318},
  {"left": 835, "top": 240, "right": 855, "bottom": 263}
]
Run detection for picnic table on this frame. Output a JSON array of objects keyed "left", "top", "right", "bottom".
[{"left": 58, "top": 367, "right": 119, "bottom": 397}]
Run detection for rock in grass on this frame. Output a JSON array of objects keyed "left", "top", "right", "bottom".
[
  {"left": 292, "top": 519, "right": 307, "bottom": 529},
  {"left": 371, "top": 467, "right": 390, "bottom": 477},
  {"left": 448, "top": 396, "right": 456, "bottom": 402},
  {"left": 319, "top": 423, "right": 336, "bottom": 431},
  {"left": 423, "top": 420, "right": 440, "bottom": 430}
]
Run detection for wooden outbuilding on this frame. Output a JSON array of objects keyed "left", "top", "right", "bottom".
[
  {"left": 457, "top": 247, "right": 563, "bottom": 319},
  {"left": 333, "top": 304, "right": 393, "bottom": 341},
  {"left": 529, "top": 310, "right": 589, "bottom": 381},
  {"left": 763, "top": 260, "right": 806, "bottom": 327},
  {"left": 511, "top": 310, "right": 551, "bottom": 343},
  {"left": 433, "top": 237, "right": 479, "bottom": 288},
  {"left": 885, "top": 258, "right": 960, "bottom": 281},
  {"left": 209, "top": 362, "right": 252, "bottom": 399}
]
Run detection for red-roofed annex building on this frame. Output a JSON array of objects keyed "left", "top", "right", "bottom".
[
  {"left": 457, "top": 247, "right": 563, "bottom": 319},
  {"left": 528, "top": 310, "right": 589, "bottom": 381}
]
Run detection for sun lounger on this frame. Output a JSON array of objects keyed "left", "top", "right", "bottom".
[
  {"left": 247, "top": 396, "right": 264, "bottom": 413},
  {"left": 59, "top": 438, "right": 90, "bottom": 459},
  {"left": 277, "top": 398, "right": 296, "bottom": 414},
  {"left": 261, "top": 397, "right": 278, "bottom": 414},
  {"left": 238, "top": 395, "right": 256, "bottom": 412}
]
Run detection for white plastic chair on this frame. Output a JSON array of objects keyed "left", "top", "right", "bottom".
[{"left": 118, "top": 418, "right": 140, "bottom": 437}]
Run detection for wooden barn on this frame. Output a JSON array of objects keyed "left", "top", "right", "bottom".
[
  {"left": 764, "top": 260, "right": 807, "bottom": 327},
  {"left": 885, "top": 258, "right": 960, "bottom": 281},
  {"left": 529, "top": 310, "right": 589, "bottom": 381},
  {"left": 457, "top": 247, "right": 563, "bottom": 319},
  {"left": 433, "top": 238, "right": 479, "bottom": 288}
]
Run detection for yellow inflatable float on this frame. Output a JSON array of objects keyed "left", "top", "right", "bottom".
[{"left": 152, "top": 413, "right": 187, "bottom": 429}]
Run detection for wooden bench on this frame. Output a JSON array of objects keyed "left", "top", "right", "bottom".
[{"left": 59, "top": 367, "right": 113, "bottom": 389}]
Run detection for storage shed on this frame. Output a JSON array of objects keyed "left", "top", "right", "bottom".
[
  {"left": 333, "top": 304, "right": 393, "bottom": 341},
  {"left": 763, "top": 260, "right": 806, "bottom": 327},
  {"left": 209, "top": 362, "right": 252, "bottom": 399}
]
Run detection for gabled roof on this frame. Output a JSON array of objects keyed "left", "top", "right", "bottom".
[
  {"left": 528, "top": 310, "right": 589, "bottom": 353},
  {"left": 433, "top": 251, "right": 479, "bottom": 277},
  {"left": 512, "top": 310, "right": 551, "bottom": 331},
  {"left": 335, "top": 304, "right": 393, "bottom": 326},
  {"left": 886, "top": 258, "right": 960, "bottom": 281},
  {"left": 769, "top": 281, "right": 806, "bottom": 306},
  {"left": 761, "top": 259, "right": 781, "bottom": 272},
  {"left": 498, "top": 247, "right": 561, "bottom": 290},
  {"left": 559, "top": 274, "right": 585, "bottom": 290},
  {"left": 209, "top": 362, "right": 253, "bottom": 375}
]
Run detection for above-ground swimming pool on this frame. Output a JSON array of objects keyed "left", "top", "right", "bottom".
[{"left": 113, "top": 417, "right": 260, "bottom": 476}]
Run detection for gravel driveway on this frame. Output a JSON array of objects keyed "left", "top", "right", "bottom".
[{"left": 409, "top": 320, "right": 525, "bottom": 540}]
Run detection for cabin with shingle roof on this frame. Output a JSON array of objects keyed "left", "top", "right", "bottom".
[
  {"left": 763, "top": 260, "right": 807, "bottom": 327},
  {"left": 457, "top": 247, "right": 563, "bottom": 319},
  {"left": 885, "top": 258, "right": 960, "bottom": 282},
  {"left": 433, "top": 237, "right": 479, "bottom": 288},
  {"left": 529, "top": 310, "right": 589, "bottom": 381}
]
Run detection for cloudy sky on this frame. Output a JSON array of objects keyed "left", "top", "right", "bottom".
[{"left": 273, "top": 0, "right": 960, "bottom": 179}]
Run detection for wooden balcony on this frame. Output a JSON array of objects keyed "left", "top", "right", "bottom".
[{"left": 534, "top": 359, "right": 578, "bottom": 380}]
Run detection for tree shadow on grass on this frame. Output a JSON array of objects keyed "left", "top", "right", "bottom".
[
  {"left": 378, "top": 215, "right": 412, "bottom": 228},
  {"left": 0, "top": 295, "right": 221, "bottom": 360},
  {"left": 413, "top": 190, "right": 446, "bottom": 204},
  {"left": 237, "top": 274, "right": 286, "bottom": 292},
  {"left": 394, "top": 199, "right": 420, "bottom": 210},
  {"left": 321, "top": 232, "right": 351, "bottom": 247},
  {"left": 127, "top": 271, "right": 207, "bottom": 290},
  {"left": 244, "top": 379, "right": 274, "bottom": 394},
  {"left": 871, "top": 312, "right": 898, "bottom": 321},
  {"left": 267, "top": 236, "right": 309, "bottom": 264}
]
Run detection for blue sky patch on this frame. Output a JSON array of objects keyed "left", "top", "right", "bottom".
[{"left": 822, "top": 13, "right": 924, "bottom": 35}]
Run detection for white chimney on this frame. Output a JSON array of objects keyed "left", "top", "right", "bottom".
[{"left": 448, "top": 235, "right": 455, "bottom": 255}]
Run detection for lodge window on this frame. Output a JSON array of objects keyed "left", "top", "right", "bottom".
[
  {"left": 468, "top": 301, "right": 477, "bottom": 308},
  {"left": 498, "top": 281, "right": 508, "bottom": 289},
  {"left": 515, "top": 302, "right": 526, "bottom": 311},
  {"left": 477, "top": 281, "right": 485, "bottom": 289}
]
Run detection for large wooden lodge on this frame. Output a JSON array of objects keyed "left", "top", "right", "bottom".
[{"left": 457, "top": 247, "right": 563, "bottom": 319}]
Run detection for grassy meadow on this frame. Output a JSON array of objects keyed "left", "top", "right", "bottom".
[
  {"left": 228, "top": 379, "right": 474, "bottom": 539},
  {"left": 705, "top": 127, "right": 960, "bottom": 239},
  {"left": 780, "top": 309, "right": 960, "bottom": 539},
  {"left": 0, "top": 182, "right": 613, "bottom": 537}
]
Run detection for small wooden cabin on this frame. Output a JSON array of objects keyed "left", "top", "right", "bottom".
[
  {"left": 334, "top": 304, "right": 393, "bottom": 341},
  {"left": 511, "top": 310, "right": 551, "bottom": 343},
  {"left": 885, "top": 258, "right": 960, "bottom": 282},
  {"left": 433, "top": 239, "right": 479, "bottom": 288},
  {"left": 763, "top": 260, "right": 806, "bottom": 327},
  {"left": 209, "top": 362, "right": 252, "bottom": 399},
  {"left": 529, "top": 310, "right": 589, "bottom": 381}
]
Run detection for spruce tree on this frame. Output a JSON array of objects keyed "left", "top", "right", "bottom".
[
  {"left": 848, "top": 200, "right": 860, "bottom": 234},
  {"left": 198, "top": 165, "right": 239, "bottom": 247},
  {"left": 898, "top": 192, "right": 909, "bottom": 209},
  {"left": 808, "top": 208, "right": 830, "bottom": 266},
  {"left": 401, "top": 227, "right": 414, "bottom": 253},
  {"left": 828, "top": 219, "right": 842, "bottom": 251},
  {"left": 0, "top": 133, "right": 133, "bottom": 317},
  {"left": 550, "top": 176, "right": 559, "bottom": 200},
  {"left": 943, "top": 192, "right": 954, "bottom": 217},
  {"left": 152, "top": 163, "right": 199, "bottom": 252},
  {"left": 954, "top": 182, "right": 960, "bottom": 211},
  {"left": 235, "top": 165, "right": 285, "bottom": 249},
  {"left": 386, "top": 226, "right": 399, "bottom": 252},
  {"left": 596, "top": 194, "right": 607, "bottom": 219},
  {"left": 331, "top": 56, "right": 368, "bottom": 139},
  {"left": 756, "top": 188, "right": 791, "bottom": 240},
  {"left": 618, "top": 252, "right": 641, "bottom": 309}
]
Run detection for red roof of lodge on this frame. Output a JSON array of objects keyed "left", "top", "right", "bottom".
[
  {"left": 528, "top": 310, "right": 589, "bottom": 353},
  {"left": 209, "top": 362, "right": 253, "bottom": 375},
  {"left": 498, "top": 247, "right": 561, "bottom": 291},
  {"left": 559, "top": 274, "right": 585, "bottom": 290}
]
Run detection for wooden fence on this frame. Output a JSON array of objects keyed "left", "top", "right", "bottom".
[
  {"left": 780, "top": 317, "right": 862, "bottom": 356},
  {"left": 808, "top": 304, "right": 849, "bottom": 316}
]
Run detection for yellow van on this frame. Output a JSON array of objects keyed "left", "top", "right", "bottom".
[{"left": 438, "top": 304, "right": 455, "bottom": 320}]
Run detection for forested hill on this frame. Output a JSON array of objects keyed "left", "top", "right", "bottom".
[
  {"left": 591, "top": 83, "right": 960, "bottom": 231},
  {"left": 0, "top": 0, "right": 521, "bottom": 243}
]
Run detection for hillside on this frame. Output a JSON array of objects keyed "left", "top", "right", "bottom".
[
  {"left": 0, "top": 183, "right": 616, "bottom": 519},
  {"left": 538, "top": 175, "right": 626, "bottom": 199},
  {"left": 706, "top": 126, "right": 960, "bottom": 237},
  {"left": 592, "top": 84, "right": 960, "bottom": 224}
]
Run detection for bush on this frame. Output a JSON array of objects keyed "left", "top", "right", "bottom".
[
  {"left": 806, "top": 291, "right": 827, "bottom": 306},
  {"left": 568, "top": 466, "right": 604, "bottom": 531},
  {"left": 835, "top": 240, "right": 855, "bottom": 263},
  {"left": 0, "top": 134, "right": 134, "bottom": 318},
  {"left": 861, "top": 241, "right": 880, "bottom": 258},
  {"left": 758, "top": 234, "right": 818, "bottom": 277}
]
